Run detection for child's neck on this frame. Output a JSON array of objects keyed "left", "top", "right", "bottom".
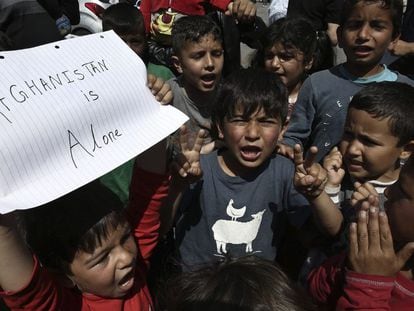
[
  {"left": 288, "top": 81, "right": 303, "bottom": 104},
  {"left": 343, "top": 62, "right": 384, "bottom": 78},
  {"left": 183, "top": 82, "right": 216, "bottom": 107}
]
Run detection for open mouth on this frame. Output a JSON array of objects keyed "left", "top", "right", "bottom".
[
  {"left": 200, "top": 74, "right": 217, "bottom": 87},
  {"left": 346, "top": 159, "right": 364, "bottom": 171},
  {"left": 353, "top": 46, "right": 373, "bottom": 56},
  {"left": 240, "top": 146, "right": 262, "bottom": 161},
  {"left": 118, "top": 270, "right": 135, "bottom": 291}
]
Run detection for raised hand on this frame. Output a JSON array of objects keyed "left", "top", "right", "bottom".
[
  {"left": 294, "top": 144, "right": 328, "bottom": 199},
  {"left": 350, "top": 182, "right": 379, "bottom": 211},
  {"left": 171, "top": 126, "right": 205, "bottom": 183},
  {"left": 323, "top": 146, "right": 345, "bottom": 187},
  {"left": 225, "top": 0, "right": 256, "bottom": 23},
  {"left": 276, "top": 142, "right": 294, "bottom": 160},
  {"left": 147, "top": 74, "right": 173, "bottom": 104},
  {"left": 348, "top": 206, "right": 414, "bottom": 277}
]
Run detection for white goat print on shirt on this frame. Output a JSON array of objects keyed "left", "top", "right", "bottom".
[{"left": 212, "top": 199, "right": 265, "bottom": 254}]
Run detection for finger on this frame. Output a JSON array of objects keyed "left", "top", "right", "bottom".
[
  {"left": 379, "top": 211, "right": 394, "bottom": 252},
  {"left": 357, "top": 210, "right": 369, "bottom": 253},
  {"left": 192, "top": 130, "right": 206, "bottom": 153},
  {"left": 396, "top": 242, "right": 414, "bottom": 270},
  {"left": 146, "top": 73, "right": 156, "bottom": 88},
  {"left": 304, "top": 146, "right": 318, "bottom": 170},
  {"left": 179, "top": 125, "right": 189, "bottom": 152},
  {"left": 151, "top": 77, "right": 164, "bottom": 95},
  {"left": 367, "top": 207, "right": 380, "bottom": 251},
  {"left": 349, "top": 222, "right": 359, "bottom": 256},
  {"left": 159, "top": 89, "right": 173, "bottom": 105},
  {"left": 363, "top": 182, "right": 379, "bottom": 196},
  {"left": 293, "top": 144, "right": 304, "bottom": 167}
]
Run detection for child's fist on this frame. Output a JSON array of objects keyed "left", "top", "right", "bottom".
[
  {"left": 323, "top": 146, "right": 345, "bottom": 187},
  {"left": 147, "top": 74, "right": 173, "bottom": 104},
  {"left": 294, "top": 144, "right": 328, "bottom": 199}
]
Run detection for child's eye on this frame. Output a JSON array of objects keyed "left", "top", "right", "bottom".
[
  {"left": 93, "top": 253, "right": 109, "bottom": 267},
  {"left": 370, "top": 21, "right": 386, "bottom": 30},
  {"left": 211, "top": 50, "right": 223, "bottom": 57},
  {"left": 345, "top": 20, "right": 362, "bottom": 30},
  {"left": 191, "top": 52, "right": 205, "bottom": 60},
  {"left": 229, "top": 118, "right": 247, "bottom": 125},
  {"left": 279, "top": 52, "right": 294, "bottom": 62}
]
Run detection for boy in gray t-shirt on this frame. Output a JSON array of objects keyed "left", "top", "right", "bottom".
[{"left": 172, "top": 68, "right": 342, "bottom": 269}]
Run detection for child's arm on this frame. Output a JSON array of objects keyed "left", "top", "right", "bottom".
[
  {"left": 0, "top": 212, "right": 34, "bottom": 292},
  {"left": 293, "top": 144, "right": 343, "bottom": 236},
  {"left": 322, "top": 146, "right": 345, "bottom": 204},
  {"left": 159, "top": 126, "right": 205, "bottom": 237}
]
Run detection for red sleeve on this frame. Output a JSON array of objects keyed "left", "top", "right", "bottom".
[
  {"left": 307, "top": 253, "right": 347, "bottom": 307},
  {"left": 0, "top": 256, "right": 81, "bottom": 311},
  {"left": 127, "top": 166, "right": 169, "bottom": 267},
  {"left": 336, "top": 271, "right": 394, "bottom": 311},
  {"left": 140, "top": 0, "right": 152, "bottom": 33},
  {"left": 209, "top": 0, "right": 231, "bottom": 12}
]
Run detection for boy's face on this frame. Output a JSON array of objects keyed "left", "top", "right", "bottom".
[
  {"left": 384, "top": 157, "right": 414, "bottom": 244},
  {"left": 339, "top": 108, "right": 404, "bottom": 182},
  {"left": 68, "top": 223, "right": 138, "bottom": 298},
  {"left": 338, "top": 2, "right": 398, "bottom": 76},
  {"left": 119, "top": 29, "right": 147, "bottom": 61},
  {"left": 264, "top": 43, "right": 312, "bottom": 91},
  {"left": 217, "top": 106, "right": 285, "bottom": 176},
  {"left": 173, "top": 33, "right": 224, "bottom": 93}
]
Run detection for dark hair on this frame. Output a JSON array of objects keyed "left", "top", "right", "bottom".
[
  {"left": 21, "top": 180, "right": 127, "bottom": 274},
  {"left": 340, "top": 0, "right": 403, "bottom": 38},
  {"left": 349, "top": 81, "right": 414, "bottom": 146},
  {"left": 212, "top": 68, "right": 288, "bottom": 138},
  {"left": 0, "top": 31, "right": 12, "bottom": 51},
  {"left": 172, "top": 15, "right": 222, "bottom": 55},
  {"left": 102, "top": 3, "right": 145, "bottom": 35},
  {"left": 253, "top": 17, "right": 317, "bottom": 70},
  {"left": 165, "top": 255, "right": 316, "bottom": 311}
]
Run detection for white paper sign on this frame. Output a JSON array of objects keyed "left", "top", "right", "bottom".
[{"left": 0, "top": 31, "right": 188, "bottom": 213}]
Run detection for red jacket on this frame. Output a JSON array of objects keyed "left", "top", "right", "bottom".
[
  {"left": 308, "top": 253, "right": 414, "bottom": 310},
  {"left": 140, "top": 0, "right": 231, "bottom": 32},
  {"left": 0, "top": 168, "right": 169, "bottom": 311}
]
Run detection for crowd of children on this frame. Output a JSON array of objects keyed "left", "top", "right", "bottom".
[{"left": 0, "top": 0, "right": 414, "bottom": 310}]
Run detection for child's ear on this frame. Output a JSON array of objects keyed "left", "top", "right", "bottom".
[
  {"left": 277, "top": 120, "right": 289, "bottom": 141},
  {"left": 388, "top": 33, "right": 401, "bottom": 51},
  {"left": 171, "top": 55, "right": 183, "bottom": 74},
  {"left": 400, "top": 140, "right": 414, "bottom": 162},
  {"left": 337, "top": 26, "right": 344, "bottom": 48},
  {"left": 216, "top": 122, "right": 224, "bottom": 139},
  {"left": 305, "top": 57, "right": 314, "bottom": 72}
]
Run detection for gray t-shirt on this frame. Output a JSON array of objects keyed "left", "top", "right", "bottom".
[{"left": 175, "top": 150, "right": 311, "bottom": 269}]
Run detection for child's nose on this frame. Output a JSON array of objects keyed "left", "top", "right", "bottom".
[
  {"left": 271, "top": 56, "right": 282, "bottom": 69},
  {"left": 245, "top": 122, "right": 260, "bottom": 140},
  {"left": 347, "top": 139, "right": 362, "bottom": 155},
  {"left": 116, "top": 246, "right": 135, "bottom": 270},
  {"left": 357, "top": 24, "right": 371, "bottom": 40},
  {"left": 204, "top": 54, "right": 214, "bottom": 70}
]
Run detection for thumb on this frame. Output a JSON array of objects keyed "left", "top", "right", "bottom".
[
  {"left": 225, "top": 2, "right": 233, "bottom": 15},
  {"left": 396, "top": 242, "right": 414, "bottom": 268}
]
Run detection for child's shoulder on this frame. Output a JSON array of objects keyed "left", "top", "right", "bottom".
[{"left": 395, "top": 72, "right": 414, "bottom": 86}]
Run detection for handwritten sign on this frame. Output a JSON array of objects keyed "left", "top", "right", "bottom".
[{"left": 0, "top": 31, "right": 188, "bottom": 213}]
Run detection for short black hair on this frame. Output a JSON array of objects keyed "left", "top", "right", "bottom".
[
  {"left": 165, "top": 255, "right": 316, "bottom": 311},
  {"left": 102, "top": 3, "right": 145, "bottom": 35},
  {"left": 340, "top": 0, "right": 403, "bottom": 38},
  {"left": 349, "top": 81, "right": 414, "bottom": 146},
  {"left": 22, "top": 180, "right": 127, "bottom": 275},
  {"left": 254, "top": 17, "right": 317, "bottom": 68},
  {"left": 212, "top": 68, "right": 288, "bottom": 138},
  {"left": 171, "top": 15, "right": 222, "bottom": 55}
]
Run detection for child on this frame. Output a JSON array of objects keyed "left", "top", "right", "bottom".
[
  {"left": 165, "top": 255, "right": 316, "bottom": 310},
  {"left": 0, "top": 131, "right": 198, "bottom": 310},
  {"left": 102, "top": 3, "right": 175, "bottom": 82},
  {"left": 297, "top": 81, "right": 414, "bottom": 284},
  {"left": 253, "top": 17, "right": 317, "bottom": 119},
  {"left": 172, "top": 68, "right": 341, "bottom": 270},
  {"left": 169, "top": 15, "right": 224, "bottom": 153},
  {"left": 100, "top": 3, "right": 174, "bottom": 203},
  {"left": 324, "top": 81, "right": 414, "bottom": 214},
  {"left": 0, "top": 139, "right": 169, "bottom": 310},
  {"left": 280, "top": 0, "right": 414, "bottom": 162},
  {"left": 307, "top": 153, "right": 414, "bottom": 309}
]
